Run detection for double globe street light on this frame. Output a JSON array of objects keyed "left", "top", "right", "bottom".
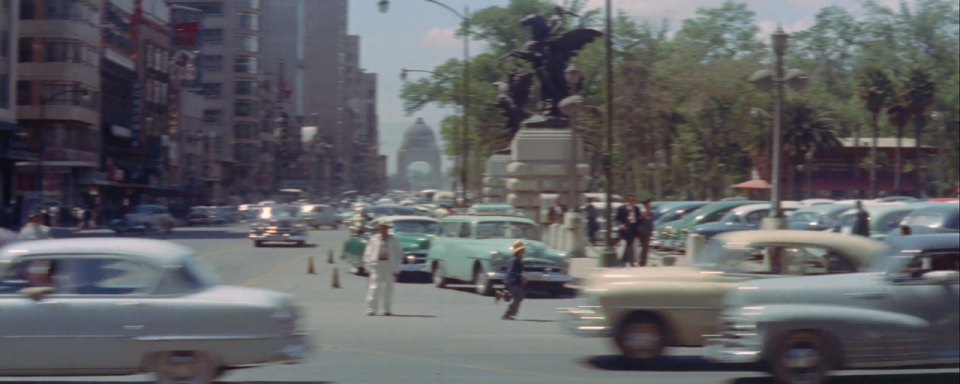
[{"left": 380, "top": 0, "right": 471, "bottom": 207}]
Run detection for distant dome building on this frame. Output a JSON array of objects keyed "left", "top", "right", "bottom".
[{"left": 396, "top": 118, "right": 442, "bottom": 190}]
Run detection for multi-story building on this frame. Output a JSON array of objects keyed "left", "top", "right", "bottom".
[
  {"left": 260, "top": 0, "right": 302, "bottom": 192},
  {"left": 169, "top": 0, "right": 262, "bottom": 203},
  {"left": 135, "top": 0, "right": 173, "bottom": 192},
  {"left": 15, "top": 0, "right": 102, "bottom": 213},
  {"left": 343, "top": 34, "right": 382, "bottom": 195},
  {"left": 1, "top": 0, "right": 26, "bottom": 214}
]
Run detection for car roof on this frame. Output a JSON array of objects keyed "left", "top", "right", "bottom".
[
  {"left": 841, "top": 204, "right": 916, "bottom": 216},
  {"left": 793, "top": 203, "right": 854, "bottom": 214},
  {"left": 0, "top": 238, "right": 192, "bottom": 266},
  {"left": 885, "top": 233, "right": 960, "bottom": 251},
  {"left": 714, "top": 230, "right": 889, "bottom": 264},
  {"left": 374, "top": 215, "right": 438, "bottom": 223},
  {"left": 443, "top": 215, "right": 537, "bottom": 224}
]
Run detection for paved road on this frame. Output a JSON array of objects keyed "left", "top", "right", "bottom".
[{"left": 4, "top": 224, "right": 957, "bottom": 384}]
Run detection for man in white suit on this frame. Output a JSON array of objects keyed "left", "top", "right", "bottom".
[{"left": 363, "top": 221, "right": 403, "bottom": 316}]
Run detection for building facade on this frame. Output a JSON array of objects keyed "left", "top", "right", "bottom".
[
  {"left": 1, "top": 0, "right": 25, "bottom": 215},
  {"left": 15, "top": 0, "right": 103, "bottom": 213}
]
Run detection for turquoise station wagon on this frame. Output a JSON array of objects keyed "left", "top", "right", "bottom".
[{"left": 427, "top": 215, "right": 573, "bottom": 296}]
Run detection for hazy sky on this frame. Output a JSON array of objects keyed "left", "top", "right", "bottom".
[{"left": 348, "top": 0, "right": 905, "bottom": 176}]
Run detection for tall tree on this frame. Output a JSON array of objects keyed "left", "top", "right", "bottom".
[
  {"left": 901, "top": 67, "right": 936, "bottom": 196},
  {"left": 886, "top": 100, "right": 911, "bottom": 194},
  {"left": 858, "top": 67, "right": 894, "bottom": 198},
  {"left": 781, "top": 101, "right": 843, "bottom": 198}
]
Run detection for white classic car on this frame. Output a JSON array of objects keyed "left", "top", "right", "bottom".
[{"left": 0, "top": 238, "right": 309, "bottom": 382}]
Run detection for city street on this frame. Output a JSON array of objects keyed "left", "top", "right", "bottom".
[{"left": 2, "top": 224, "right": 957, "bottom": 384}]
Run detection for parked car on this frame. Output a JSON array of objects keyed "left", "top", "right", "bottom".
[
  {"left": 832, "top": 203, "right": 914, "bottom": 240},
  {"left": 787, "top": 203, "right": 853, "bottom": 231},
  {"left": 341, "top": 216, "right": 439, "bottom": 279},
  {"left": 249, "top": 205, "right": 308, "bottom": 247},
  {"left": 109, "top": 204, "right": 175, "bottom": 234},
  {"left": 892, "top": 202, "right": 960, "bottom": 236},
  {"left": 651, "top": 201, "right": 706, "bottom": 225},
  {"left": 0, "top": 238, "right": 309, "bottom": 381},
  {"left": 300, "top": 204, "right": 340, "bottom": 229},
  {"left": 186, "top": 206, "right": 212, "bottom": 226},
  {"left": 560, "top": 230, "right": 887, "bottom": 361},
  {"left": 658, "top": 200, "right": 764, "bottom": 251},
  {"left": 428, "top": 215, "right": 572, "bottom": 296},
  {"left": 467, "top": 203, "right": 518, "bottom": 215},
  {"left": 690, "top": 202, "right": 802, "bottom": 240},
  {"left": 706, "top": 233, "right": 959, "bottom": 384},
  {"left": 650, "top": 202, "right": 709, "bottom": 249}
]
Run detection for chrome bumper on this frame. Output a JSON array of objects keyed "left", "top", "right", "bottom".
[
  {"left": 271, "top": 331, "right": 311, "bottom": 364},
  {"left": 703, "top": 338, "right": 763, "bottom": 364},
  {"left": 400, "top": 262, "right": 430, "bottom": 273},
  {"left": 250, "top": 233, "right": 307, "bottom": 242},
  {"left": 485, "top": 271, "right": 575, "bottom": 283},
  {"left": 558, "top": 306, "right": 610, "bottom": 337}
]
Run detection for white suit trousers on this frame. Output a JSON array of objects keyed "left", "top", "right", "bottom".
[{"left": 366, "top": 261, "right": 395, "bottom": 313}]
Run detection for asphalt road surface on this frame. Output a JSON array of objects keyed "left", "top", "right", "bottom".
[{"left": 3, "top": 224, "right": 957, "bottom": 384}]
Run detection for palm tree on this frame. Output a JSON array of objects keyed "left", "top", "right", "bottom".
[
  {"left": 902, "top": 67, "right": 936, "bottom": 197},
  {"left": 782, "top": 101, "right": 843, "bottom": 199},
  {"left": 858, "top": 67, "right": 894, "bottom": 198},
  {"left": 886, "top": 101, "right": 911, "bottom": 194}
]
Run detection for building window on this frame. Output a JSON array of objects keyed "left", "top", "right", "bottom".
[
  {"left": 43, "top": 40, "right": 81, "bottom": 62},
  {"left": 20, "top": 0, "right": 35, "bottom": 19},
  {"left": 233, "top": 56, "right": 258, "bottom": 74},
  {"left": 201, "top": 83, "right": 222, "bottom": 96},
  {"left": 235, "top": 35, "right": 258, "bottom": 53},
  {"left": 203, "top": 109, "right": 222, "bottom": 123},
  {"left": 0, "top": 31, "right": 8, "bottom": 59},
  {"left": 201, "top": 28, "right": 223, "bottom": 44},
  {"left": 17, "top": 38, "right": 33, "bottom": 62},
  {"left": 200, "top": 55, "right": 222, "bottom": 71},
  {"left": 191, "top": 2, "right": 222, "bottom": 15},
  {"left": 40, "top": 82, "right": 92, "bottom": 108},
  {"left": 0, "top": 74, "right": 9, "bottom": 108},
  {"left": 234, "top": 80, "right": 255, "bottom": 95},
  {"left": 16, "top": 80, "right": 31, "bottom": 105},
  {"left": 237, "top": 13, "right": 258, "bottom": 30},
  {"left": 46, "top": 0, "right": 82, "bottom": 20},
  {"left": 234, "top": 101, "right": 256, "bottom": 117},
  {"left": 234, "top": 122, "right": 258, "bottom": 140}
]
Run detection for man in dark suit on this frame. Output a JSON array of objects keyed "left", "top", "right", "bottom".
[
  {"left": 638, "top": 199, "right": 654, "bottom": 266},
  {"left": 615, "top": 194, "right": 642, "bottom": 267}
]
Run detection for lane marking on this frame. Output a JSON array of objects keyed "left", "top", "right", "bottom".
[{"left": 319, "top": 342, "right": 624, "bottom": 384}]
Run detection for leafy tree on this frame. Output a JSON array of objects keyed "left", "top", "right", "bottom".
[
  {"left": 886, "top": 100, "right": 911, "bottom": 194},
  {"left": 781, "top": 100, "right": 843, "bottom": 198},
  {"left": 901, "top": 66, "right": 936, "bottom": 196},
  {"left": 858, "top": 67, "right": 894, "bottom": 198}
]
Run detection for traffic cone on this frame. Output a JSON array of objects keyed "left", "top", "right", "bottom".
[
  {"left": 307, "top": 256, "right": 316, "bottom": 274},
  {"left": 327, "top": 249, "right": 335, "bottom": 264},
  {"left": 331, "top": 267, "right": 341, "bottom": 288}
]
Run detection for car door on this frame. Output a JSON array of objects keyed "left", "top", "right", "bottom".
[
  {"left": 430, "top": 222, "right": 461, "bottom": 273},
  {"left": 451, "top": 222, "right": 475, "bottom": 281},
  {"left": 58, "top": 257, "right": 153, "bottom": 370},
  {"left": 886, "top": 250, "right": 960, "bottom": 362},
  {"left": 0, "top": 258, "right": 75, "bottom": 371}
]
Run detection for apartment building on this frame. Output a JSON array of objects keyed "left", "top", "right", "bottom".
[
  {"left": 15, "top": 0, "right": 102, "bottom": 211},
  {"left": 1, "top": 0, "right": 25, "bottom": 211}
]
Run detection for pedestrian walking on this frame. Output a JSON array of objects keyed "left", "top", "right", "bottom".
[
  {"left": 851, "top": 200, "right": 870, "bottom": 237},
  {"left": 547, "top": 198, "right": 567, "bottom": 225},
  {"left": 18, "top": 213, "right": 53, "bottom": 241},
  {"left": 615, "top": 194, "right": 642, "bottom": 267},
  {"left": 585, "top": 198, "right": 599, "bottom": 245},
  {"left": 502, "top": 240, "right": 527, "bottom": 320},
  {"left": 363, "top": 221, "right": 402, "bottom": 316},
  {"left": 638, "top": 198, "right": 654, "bottom": 267}
]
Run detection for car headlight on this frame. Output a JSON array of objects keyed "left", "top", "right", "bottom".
[{"left": 490, "top": 251, "right": 504, "bottom": 262}]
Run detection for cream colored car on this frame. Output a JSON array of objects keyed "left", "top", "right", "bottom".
[{"left": 560, "top": 230, "right": 887, "bottom": 361}]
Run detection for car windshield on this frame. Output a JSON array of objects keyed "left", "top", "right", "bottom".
[
  {"left": 262, "top": 205, "right": 299, "bottom": 219},
  {"left": 390, "top": 220, "right": 438, "bottom": 235},
  {"left": 475, "top": 221, "right": 541, "bottom": 241}
]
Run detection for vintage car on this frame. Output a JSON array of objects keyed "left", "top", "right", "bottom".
[
  {"left": 832, "top": 203, "right": 914, "bottom": 240},
  {"left": 0, "top": 238, "right": 309, "bottom": 381},
  {"left": 249, "top": 205, "right": 308, "bottom": 247},
  {"left": 428, "top": 215, "right": 572, "bottom": 296},
  {"left": 787, "top": 203, "right": 853, "bottom": 231},
  {"left": 467, "top": 204, "right": 518, "bottom": 215},
  {"left": 892, "top": 202, "right": 959, "bottom": 236},
  {"left": 341, "top": 215, "right": 439, "bottom": 279},
  {"left": 657, "top": 200, "right": 764, "bottom": 251},
  {"left": 690, "top": 202, "right": 802, "bottom": 240},
  {"left": 109, "top": 204, "right": 176, "bottom": 234},
  {"left": 560, "top": 230, "right": 887, "bottom": 361},
  {"left": 185, "top": 206, "right": 212, "bottom": 226},
  {"left": 706, "top": 234, "right": 959, "bottom": 384},
  {"left": 300, "top": 204, "right": 340, "bottom": 229}
]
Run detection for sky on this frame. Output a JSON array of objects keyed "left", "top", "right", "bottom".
[{"left": 347, "top": 0, "right": 908, "bottom": 177}]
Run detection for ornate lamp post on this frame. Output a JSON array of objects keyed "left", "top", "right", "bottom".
[
  {"left": 37, "top": 88, "right": 91, "bottom": 207},
  {"left": 748, "top": 27, "right": 807, "bottom": 229},
  {"left": 380, "top": 0, "right": 470, "bottom": 207},
  {"left": 599, "top": 0, "right": 618, "bottom": 267}
]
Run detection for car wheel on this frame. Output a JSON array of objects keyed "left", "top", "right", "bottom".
[
  {"left": 546, "top": 283, "right": 569, "bottom": 298},
  {"left": 432, "top": 265, "right": 448, "bottom": 288},
  {"left": 769, "top": 331, "right": 833, "bottom": 384},
  {"left": 615, "top": 312, "right": 666, "bottom": 361},
  {"left": 474, "top": 266, "right": 493, "bottom": 296},
  {"left": 296, "top": 240, "right": 305, "bottom": 247},
  {"left": 151, "top": 351, "right": 218, "bottom": 384},
  {"left": 356, "top": 266, "right": 367, "bottom": 276},
  {"left": 254, "top": 240, "right": 262, "bottom": 247}
]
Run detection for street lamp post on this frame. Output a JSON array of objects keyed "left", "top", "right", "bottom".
[
  {"left": 930, "top": 111, "right": 946, "bottom": 196},
  {"left": 599, "top": 0, "right": 618, "bottom": 267},
  {"left": 380, "top": 0, "right": 470, "bottom": 208},
  {"left": 748, "top": 27, "right": 807, "bottom": 228},
  {"left": 37, "top": 88, "right": 91, "bottom": 209}
]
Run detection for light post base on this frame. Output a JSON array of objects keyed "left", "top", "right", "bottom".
[
  {"left": 599, "top": 247, "right": 618, "bottom": 267},
  {"left": 760, "top": 217, "right": 787, "bottom": 230}
]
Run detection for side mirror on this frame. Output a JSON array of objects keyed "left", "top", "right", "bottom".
[
  {"left": 20, "top": 286, "right": 56, "bottom": 301},
  {"left": 922, "top": 271, "right": 960, "bottom": 285}
]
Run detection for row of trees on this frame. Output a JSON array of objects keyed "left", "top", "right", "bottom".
[{"left": 400, "top": 0, "right": 960, "bottom": 199}]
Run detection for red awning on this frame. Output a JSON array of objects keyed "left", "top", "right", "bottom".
[{"left": 732, "top": 179, "right": 772, "bottom": 190}]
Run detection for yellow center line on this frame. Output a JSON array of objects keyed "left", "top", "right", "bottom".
[
  {"left": 242, "top": 252, "right": 311, "bottom": 287},
  {"left": 319, "top": 342, "right": 623, "bottom": 384}
]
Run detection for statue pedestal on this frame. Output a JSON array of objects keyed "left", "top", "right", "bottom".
[
  {"left": 482, "top": 150, "right": 511, "bottom": 203},
  {"left": 506, "top": 126, "right": 589, "bottom": 252}
]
